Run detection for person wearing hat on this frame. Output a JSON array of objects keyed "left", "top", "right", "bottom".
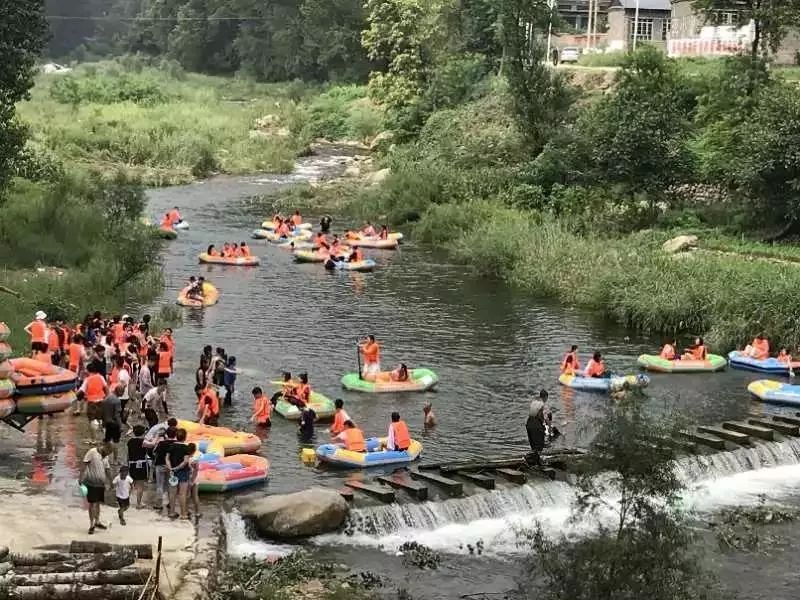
[{"left": 25, "top": 311, "right": 49, "bottom": 356}]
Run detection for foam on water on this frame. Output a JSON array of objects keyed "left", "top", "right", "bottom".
[{"left": 223, "top": 510, "right": 293, "bottom": 559}]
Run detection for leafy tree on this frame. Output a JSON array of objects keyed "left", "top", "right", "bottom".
[
  {"left": 0, "top": 0, "right": 48, "bottom": 198},
  {"left": 692, "top": 0, "right": 800, "bottom": 59},
  {"left": 300, "top": 0, "right": 370, "bottom": 81},
  {"left": 519, "top": 400, "right": 718, "bottom": 600},
  {"left": 497, "top": 0, "right": 572, "bottom": 151}
]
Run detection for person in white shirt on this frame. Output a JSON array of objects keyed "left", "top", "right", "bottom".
[
  {"left": 112, "top": 465, "right": 134, "bottom": 525},
  {"left": 142, "top": 381, "right": 169, "bottom": 415},
  {"left": 138, "top": 359, "right": 155, "bottom": 398}
]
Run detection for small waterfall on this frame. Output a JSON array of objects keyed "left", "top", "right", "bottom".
[
  {"left": 223, "top": 510, "right": 293, "bottom": 559},
  {"left": 675, "top": 437, "right": 800, "bottom": 483},
  {"left": 344, "top": 480, "right": 574, "bottom": 536}
]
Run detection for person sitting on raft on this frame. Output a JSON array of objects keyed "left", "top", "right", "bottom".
[
  {"left": 744, "top": 334, "right": 770, "bottom": 360},
  {"left": 275, "top": 219, "right": 290, "bottom": 239},
  {"left": 335, "top": 420, "right": 366, "bottom": 452},
  {"left": 207, "top": 245, "right": 220, "bottom": 257},
  {"left": 186, "top": 276, "right": 203, "bottom": 300},
  {"left": 344, "top": 230, "right": 359, "bottom": 241},
  {"left": 348, "top": 247, "right": 365, "bottom": 263},
  {"left": 778, "top": 347, "right": 793, "bottom": 365},
  {"left": 229, "top": 243, "right": 240, "bottom": 257},
  {"left": 379, "top": 225, "right": 389, "bottom": 240},
  {"left": 560, "top": 345, "right": 580, "bottom": 374},
  {"left": 584, "top": 352, "right": 606, "bottom": 378},
  {"left": 271, "top": 371, "right": 301, "bottom": 406},
  {"left": 362, "top": 222, "right": 377, "bottom": 237},
  {"left": 168, "top": 207, "right": 182, "bottom": 225},
  {"left": 371, "top": 363, "right": 410, "bottom": 383},
  {"left": 384, "top": 411, "right": 410, "bottom": 452},
  {"left": 291, "top": 210, "right": 303, "bottom": 226},
  {"left": 682, "top": 337, "right": 707, "bottom": 361},
  {"left": 659, "top": 339, "right": 677, "bottom": 360},
  {"left": 328, "top": 235, "right": 344, "bottom": 256},
  {"left": 239, "top": 242, "right": 251, "bottom": 257},
  {"left": 160, "top": 212, "right": 173, "bottom": 229},
  {"left": 313, "top": 232, "right": 330, "bottom": 251},
  {"left": 294, "top": 372, "right": 312, "bottom": 407}
]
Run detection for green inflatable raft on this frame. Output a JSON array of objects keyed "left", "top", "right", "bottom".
[
  {"left": 274, "top": 391, "right": 335, "bottom": 421},
  {"left": 636, "top": 353, "right": 727, "bottom": 373},
  {"left": 341, "top": 368, "right": 439, "bottom": 393}
]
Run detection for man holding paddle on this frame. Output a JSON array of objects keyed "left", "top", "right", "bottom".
[{"left": 358, "top": 335, "right": 381, "bottom": 380}]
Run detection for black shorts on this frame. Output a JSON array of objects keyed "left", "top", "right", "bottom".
[
  {"left": 128, "top": 461, "right": 148, "bottom": 481},
  {"left": 86, "top": 484, "right": 105, "bottom": 503},
  {"left": 31, "top": 341, "right": 48, "bottom": 353},
  {"left": 256, "top": 419, "right": 272, "bottom": 427},
  {"left": 117, "top": 497, "right": 130, "bottom": 509},
  {"left": 87, "top": 402, "right": 103, "bottom": 421},
  {"left": 104, "top": 421, "right": 121, "bottom": 443},
  {"left": 157, "top": 372, "right": 170, "bottom": 381}
]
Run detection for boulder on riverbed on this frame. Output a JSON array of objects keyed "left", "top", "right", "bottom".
[
  {"left": 241, "top": 488, "right": 348, "bottom": 540},
  {"left": 662, "top": 235, "right": 698, "bottom": 254}
]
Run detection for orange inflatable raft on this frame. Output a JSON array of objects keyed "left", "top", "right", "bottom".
[
  {"left": 10, "top": 358, "right": 77, "bottom": 396},
  {"left": 16, "top": 391, "right": 76, "bottom": 415},
  {"left": 195, "top": 453, "right": 269, "bottom": 493},
  {"left": 177, "top": 420, "right": 262, "bottom": 456}
]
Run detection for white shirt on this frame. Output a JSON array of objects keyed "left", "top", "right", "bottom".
[
  {"left": 117, "top": 368, "right": 131, "bottom": 400},
  {"left": 387, "top": 423, "right": 396, "bottom": 450},
  {"left": 143, "top": 387, "right": 166, "bottom": 410},
  {"left": 112, "top": 474, "right": 133, "bottom": 499},
  {"left": 138, "top": 363, "right": 153, "bottom": 395}
]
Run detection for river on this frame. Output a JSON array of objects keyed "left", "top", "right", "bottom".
[{"left": 3, "top": 148, "right": 800, "bottom": 598}]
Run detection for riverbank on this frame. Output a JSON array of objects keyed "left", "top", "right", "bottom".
[{"left": 17, "top": 61, "right": 380, "bottom": 186}]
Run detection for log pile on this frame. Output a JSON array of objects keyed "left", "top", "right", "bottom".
[{"left": 0, "top": 542, "right": 156, "bottom": 600}]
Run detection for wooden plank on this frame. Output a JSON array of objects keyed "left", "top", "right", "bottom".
[
  {"left": 777, "top": 415, "right": 800, "bottom": 427},
  {"left": 678, "top": 430, "right": 725, "bottom": 451},
  {"left": 749, "top": 418, "right": 799, "bottom": 436},
  {"left": 438, "top": 457, "right": 526, "bottom": 474},
  {"left": 376, "top": 474, "right": 428, "bottom": 500},
  {"left": 456, "top": 471, "right": 495, "bottom": 490},
  {"left": 337, "top": 487, "right": 354, "bottom": 502},
  {"left": 723, "top": 421, "right": 774, "bottom": 441},
  {"left": 494, "top": 468, "right": 526, "bottom": 484},
  {"left": 697, "top": 425, "right": 750, "bottom": 445},
  {"left": 409, "top": 469, "right": 463, "bottom": 496},
  {"left": 345, "top": 480, "right": 395, "bottom": 503}
]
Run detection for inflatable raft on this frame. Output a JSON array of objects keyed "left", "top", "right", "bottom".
[
  {"left": 174, "top": 221, "right": 189, "bottom": 230},
  {"left": 9, "top": 358, "right": 77, "bottom": 396},
  {"left": 261, "top": 221, "right": 313, "bottom": 232},
  {"left": 558, "top": 373, "right": 650, "bottom": 393},
  {"left": 274, "top": 391, "right": 336, "bottom": 421},
  {"left": 325, "top": 259, "right": 376, "bottom": 272},
  {"left": 293, "top": 249, "right": 346, "bottom": 263},
  {"left": 195, "top": 452, "right": 269, "bottom": 493},
  {"left": 265, "top": 230, "right": 313, "bottom": 243},
  {"left": 178, "top": 420, "right": 261, "bottom": 455},
  {"left": 16, "top": 391, "right": 76, "bottom": 415},
  {"left": 0, "top": 343, "right": 11, "bottom": 361},
  {"left": 177, "top": 283, "right": 219, "bottom": 307},
  {"left": 0, "top": 379, "right": 15, "bottom": 400},
  {"left": 637, "top": 354, "right": 727, "bottom": 373},
  {"left": 341, "top": 368, "right": 439, "bottom": 393},
  {"left": 157, "top": 227, "right": 177, "bottom": 240},
  {"left": 316, "top": 437, "right": 423, "bottom": 468},
  {"left": 347, "top": 238, "right": 399, "bottom": 249},
  {"left": 747, "top": 380, "right": 800, "bottom": 406},
  {"left": 198, "top": 253, "right": 260, "bottom": 267},
  {"left": 727, "top": 351, "right": 800, "bottom": 375}
]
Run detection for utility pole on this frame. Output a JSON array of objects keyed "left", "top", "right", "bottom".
[
  {"left": 632, "top": 0, "right": 640, "bottom": 50},
  {"left": 593, "top": 0, "right": 600, "bottom": 47},
  {"left": 586, "top": 0, "right": 594, "bottom": 50},
  {"left": 546, "top": 0, "right": 555, "bottom": 65}
]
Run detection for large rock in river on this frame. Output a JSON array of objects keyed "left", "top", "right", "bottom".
[
  {"left": 241, "top": 488, "right": 348, "bottom": 539},
  {"left": 662, "top": 235, "right": 698, "bottom": 254}
]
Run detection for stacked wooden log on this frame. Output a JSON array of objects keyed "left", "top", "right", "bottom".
[{"left": 0, "top": 542, "right": 155, "bottom": 599}]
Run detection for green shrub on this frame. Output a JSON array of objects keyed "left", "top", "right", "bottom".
[
  {"left": 576, "top": 50, "right": 628, "bottom": 68},
  {"left": 50, "top": 72, "right": 168, "bottom": 106}
]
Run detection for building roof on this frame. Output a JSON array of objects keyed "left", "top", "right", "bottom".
[{"left": 610, "top": 0, "right": 671, "bottom": 10}]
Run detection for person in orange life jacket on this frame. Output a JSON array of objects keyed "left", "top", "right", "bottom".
[
  {"left": 385, "top": 412, "right": 411, "bottom": 452},
  {"left": 293, "top": 373, "right": 311, "bottom": 408},
  {"left": 584, "top": 352, "right": 606, "bottom": 378},
  {"left": 168, "top": 206, "right": 182, "bottom": 225},
  {"left": 660, "top": 339, "right": 677, "bottom": 361},
  {"left": 362, "top": 222, "right": 377, "bottom": 237},
  {"left": 348, "top": 247, "right": 365, "bottom": 263},
  {"left": 359, "top": 335, "right": 381, "bottom": 378},
  {"left": 78, "top": 363, "right": 109, "bottom": 425},
  {"left": 270, "top": 371, "right": 298, "bottom": 406},
  {"left": 47, "top": 320, "right": 66, "bottom": 366},
  {"left": 25, "top": 310, "right": 49, "bottom": 355},
  {"left": 334, "top": 420, "right": 366, "bottom": 452},
  {"left": 156, "top": 342, "right": 172, "bottom": 381},
  {"left": 230, "top": 243, "right": 240, "bottom": 257},
  {"left": 328, "top": 235, "right": 343, "bottom": 256},
  {"left": 160, "top": 328, "right": 175, "bottom": 361},
  {"left": 196, "top": 386, "right": 220, "bottom": 426},
  {"left": 682, "top": 337, "right": 706, "bottom": 361},
  {"left": 68, "top": 333, "right": 86, "bottom": 375},
  {"left": 275, "top": 219, "right": 290, "bottom": 238},
  {"left": 291, "top": 210, "right": 303, "bottom": 226},
  {"left": 560, "top": 345, "right": 580, "bottom": 375},
  {"left": 110, "top": 315, "right": 125, "bottom": 345},
  {"left": 250, "top": 386, "right": 272, "bottom": 427},
  {"left": 329, "top": 398, "right": 350, "bottom": 436},
  {"left": 207, "top": 244, "right": 220, "bottom": 257},
  {"left": 160, "top": 212, "right": 173, "bottom": 229},
  {"left": 744, "top": 333, "right": 770, "bottom": 360},
  {"left": 239, "top": 242, "right": 251, "bottom": 257},
  {"left": 314, "top": 232, "right": 330, "bottom": 251}
]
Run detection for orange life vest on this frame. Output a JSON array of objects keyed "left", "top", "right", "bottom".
[
  {"left": 198, "top": 387, "right": 220, "bottom": 417},
  {"left": 68, "top": 343, "right": 83, "bottom": 371},
  {"left": 112, "top": 322, "right": 125, "bottom": 344},
  {"left": 560, "top": 351, "right": 579, "bottom": 374},
  {"left": 161, "top": 214, "right": 172, "bottom": 228},
  {"left": 84, "top": 373, "right": 106, "bottom": 402},
  {"left": 391, "top": 420, "right": 411, "bottom": 449},
  {"left": 659, "top": 344, "right": 676, "bottom": 360},
  {"left": 47, "top": 329, "right": 61, "bottom": 352},
  {"left": 157, "top": 350, "right": 171, "bottom": 375},
  {"left": 585, "top": 359, "right": 605, "bottom": 378},
  {"left": 29, "top": 320, "right": 47, "bottom": 344},
  {"left": 362, "top": 342, "right": 380, "bottom": 364},
  {"left": 688, "top": 345, "right": 706, "bottom": 361},
  {"left": 168, "top": 209, "right": 181, "bottom": 223},
  {"left": 331, "top": 410, "right": 348, "bottom": 435},
  {"left": 296, "top": 382, "right": 311, "bottom": 404},
  {"left": 241, "top": 245, "right": 251, "bottom": 257},
  {"left": 753, "top": 338, "right": 769, "bottom": 359},
  {"left": 291, "top": 214, "right": 302, "bottom": 226},
  {"left": 253, "top": 395, "right": 270, "bottom": 422},
  {"left": 343, "top": 427, "right": 366, "bottom": 452}
]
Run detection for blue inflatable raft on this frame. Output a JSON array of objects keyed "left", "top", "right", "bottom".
[
  {"left": 316, "top": 437, "right": 423, "bottom": 468},
  {"left": 748, "top": 380, "right": 800, "bottom": 407},
  {"left": 558, "top": 373, "right": 650, "bottom": 393},
  {"left": 728, "top": 351, "right": 800, "bottom": 375}
]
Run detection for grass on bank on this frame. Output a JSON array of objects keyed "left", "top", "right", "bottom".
[{"left": 18, "top": 60, "right": 382, "bottom": 186}]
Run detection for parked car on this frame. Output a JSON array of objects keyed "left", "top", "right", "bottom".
[{"left": 558, "top": 47, "right": 581, "bottom": 64}]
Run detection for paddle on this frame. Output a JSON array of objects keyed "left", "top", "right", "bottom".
[{"left": 356, "top": 337, "right": 363, "bottom": 380}]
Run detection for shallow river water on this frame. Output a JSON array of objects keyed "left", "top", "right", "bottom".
[{"left": 3, "top": 149, "right": 800, "bottom": 598}]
